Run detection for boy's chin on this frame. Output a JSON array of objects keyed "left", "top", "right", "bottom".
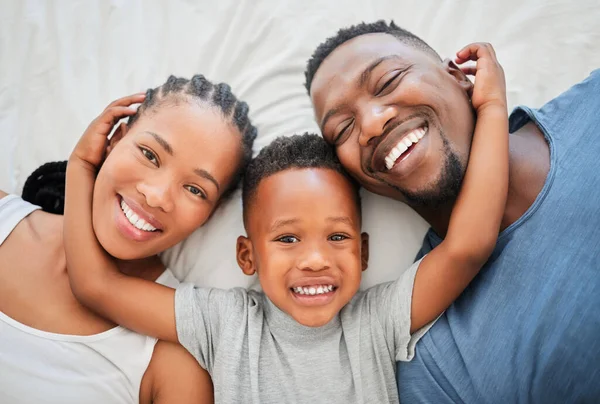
[{"left": 292, "top": 311, "right": 337, "bottom": 328}]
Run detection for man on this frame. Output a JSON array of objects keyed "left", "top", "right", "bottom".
[{"left": 306, "top": 20, "right": 600, "bottom": 403}]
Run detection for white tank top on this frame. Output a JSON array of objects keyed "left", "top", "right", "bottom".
[{"left": 0, "top": 195, "right": 180, "bottom": 404}]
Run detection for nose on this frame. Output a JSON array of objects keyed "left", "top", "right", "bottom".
[
  {"left": 358, "top": 103, "right": 397, "bottom": 147},
  {"left": 136, "top": 177, "right": 175, "bottom": 213},
  {"left": 297, "top": 242, "right": 331, "bottom": 272}
]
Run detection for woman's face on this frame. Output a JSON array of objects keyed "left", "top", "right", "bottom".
[{"left": 92, "top": 102, "right": 243, "bottom": 260}]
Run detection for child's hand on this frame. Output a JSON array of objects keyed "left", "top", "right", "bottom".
[
  {"left": 70, "top": 93, "right": 145, "bottom": 171},
  {"left": 456, "top": 42, "right": 506, "bottom": 114}
]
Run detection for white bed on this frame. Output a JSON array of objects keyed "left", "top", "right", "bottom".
[{"left": 1, "top": 0, "right": 599, "bottom": 289}]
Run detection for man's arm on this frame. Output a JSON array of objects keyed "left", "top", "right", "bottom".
[
  {"left": 410, "top": 43, "right": 509, "bottom": 332},
  {"left": 63, "top": 94, "right": 178, "bottom": 343}
]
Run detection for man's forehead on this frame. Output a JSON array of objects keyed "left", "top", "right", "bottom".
[
  {"left": 313, "top": 34, "right": 418, "bottom": 86},
  {"left": 310, "top": 34, "right": 423, "bottom": 118}
]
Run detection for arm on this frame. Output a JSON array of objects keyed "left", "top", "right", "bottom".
[
  {"left": 410, "top": 43, "right": 509, "bottom": 332},
  {"left": 63, "top": 94, "right": 178, "bottom": 343},
  {"left": 140, "top": 341, "right": 214, "bottom": 404}
]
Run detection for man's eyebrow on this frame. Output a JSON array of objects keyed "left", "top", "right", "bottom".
[
  {"left": 321, "top": 105, "right": 345, "bottom": 131},
  {"left": 358, "top": 55, "right": 401, "bottom": 88},
  {"left": 144, "top": 131, "right": 173, "bottom": 155},
  {"left": 320, "top": 55, "right": 400, "bottom": 131}
]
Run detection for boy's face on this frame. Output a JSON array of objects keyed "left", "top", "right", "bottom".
[{"left": 238, "top": 168, "right": 369, "bottom": 327}]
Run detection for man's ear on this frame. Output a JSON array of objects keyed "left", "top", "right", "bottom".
[
  {"left": 106, "top": 121, "right": 128, "bottom": 155},
  {"left": 443, "top": 58, "right": 473, "bottom": 98},
  {"left": 236, "top": 235, "right": 257, "bottom": 276},
  {"left": 361, "top": 232, "right": 369, "bottom": 272}
]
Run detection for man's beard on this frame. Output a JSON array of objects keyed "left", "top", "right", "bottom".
[{"left": 384, "top": 135, "right": 465, "bottom": 209}]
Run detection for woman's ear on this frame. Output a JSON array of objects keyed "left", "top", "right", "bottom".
[
  {"left": 236, "top": 235, "right": 257, "bottom": 276},
  {"left": 106, "top": 121, "right": 129, "bottom": 155}
]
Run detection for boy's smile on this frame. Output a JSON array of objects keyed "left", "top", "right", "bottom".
[{"left": 237, "top": 168, "right": 369, "bottom": 327}]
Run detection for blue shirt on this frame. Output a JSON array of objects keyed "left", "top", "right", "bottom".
[{"left": 397, "top": 70, "right": 600, "bottom": 403}]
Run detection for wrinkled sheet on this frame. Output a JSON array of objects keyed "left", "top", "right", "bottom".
[{"left": 1, "top": 0, "right": 599, "bottom": 289}]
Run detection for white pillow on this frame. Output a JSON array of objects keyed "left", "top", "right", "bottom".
[{"left": 2, "top": 0, "right": 599, "bottom": 288}]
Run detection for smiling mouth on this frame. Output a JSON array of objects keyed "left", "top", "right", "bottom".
[
  {"left": 291, "top": 285, "right": 337, "bottom": 295},
  {"left": 383, "top": 125, "right": 427, "bottom": 171},
  {"left": 119, "top": 199, "right": 159, "bottom": 232}
]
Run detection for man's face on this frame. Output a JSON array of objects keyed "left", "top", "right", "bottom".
[{"left": 310, "top": 33, "right": 475, "bottom": 208}]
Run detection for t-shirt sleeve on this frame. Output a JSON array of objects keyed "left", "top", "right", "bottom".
[
  {"left": 174, "top": 283, "right": 245, "bottom": 372},
  {"left": 369, "top": 257, "right": 436, "bottom": 362}
]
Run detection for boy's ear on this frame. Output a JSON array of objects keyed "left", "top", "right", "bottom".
[
  {"left": 236, "top": 235, "right": 256, "bottom": 276},
  {"left": 106, "top": 122, "right": 128, "bottom": 155},
  {"left": 360, "top": 232, "right": 369, "bottom": 272},
  {"left": 443, "top": 58, "right": 473, "bottom": 98}
]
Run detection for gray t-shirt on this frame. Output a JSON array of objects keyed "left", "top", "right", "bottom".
[{"left": 175, "top": 259, "right": 427, "bottom": 403}]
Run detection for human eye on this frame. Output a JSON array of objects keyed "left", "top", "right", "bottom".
[
  {"left": 332, "top": 119, "right": 354, "bottom": 146},
  {"left": 376, "top": 70, "right": 404, "bottom": 96},
  {"left": 329, "top": 233, "right": 349, "bottom": 242},
  {"left": 140, "top": 147, "right": 159, "bottom": 166},
  {"left": 184, "top": 185, "right": 207, "bottom": 199},
  {"left": 276, "top": 235, "right": 300, "bottom": 243}
]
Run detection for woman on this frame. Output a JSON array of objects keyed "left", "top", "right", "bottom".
[{"left": 0, "top": 75, "right": 256, "bottom": 403}]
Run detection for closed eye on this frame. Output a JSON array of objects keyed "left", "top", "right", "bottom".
[
  {"left": 333, "top": 119, "right": 354, "bottom": 145},
  {"left": 376, "top": 71, "right": 402, "bottom": 96},
  {"left": 140, "top": 147, "right": 158, "bottom": 166},
  {"left": 184, "top": 185, "right": 207, "bottom": 199}
]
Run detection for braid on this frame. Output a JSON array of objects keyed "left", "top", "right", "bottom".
[
  {"left": 22, "top": 161, "right": 68, "bottom": 214},
  {"left": 211, "top": 83, "right": 236, "bottom": 116},
  {"left": 161, "top": 75, "right": 189, "bottom": 96},
  {"left": 189, "top": 74, "right": 213, "bottom": 99}
]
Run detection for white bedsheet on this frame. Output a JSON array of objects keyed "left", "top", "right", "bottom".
[{"left": 1, "top": 0, "right": 599, "bottom": 289}]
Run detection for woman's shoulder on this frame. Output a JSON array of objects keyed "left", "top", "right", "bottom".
[{"left": 0, "top": 192, "right": 64, "bottom": 265}]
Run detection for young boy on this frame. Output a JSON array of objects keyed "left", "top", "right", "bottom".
[{"left": 64, "top": 43, "right": 508, "bottom": 403}]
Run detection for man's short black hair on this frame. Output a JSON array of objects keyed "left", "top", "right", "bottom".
[
  {"left": 242, "top": 133, "right": 361, "bottom": 225},
  {"left": 305, "top": 20, "right": 441, "bottom": 93}
]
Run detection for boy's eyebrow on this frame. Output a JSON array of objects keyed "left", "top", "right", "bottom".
[
  {"left": 326, "top": 216, "right": 354, "bottom": 226},
  {"left": 144, "top": 131, "right": 173, "bottom": 155},
  {"left": 269, "top": 218, "right": 299, "bottom": 233}
]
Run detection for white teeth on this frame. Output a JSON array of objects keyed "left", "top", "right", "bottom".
[
  {"left": 384, "top": 126, "right": 427, "bottom": 171},
  {"left": 293, "top": 285, "right": 334, "bottom": 295},
  {"left": 120, "top": 199, "right": 157, "bottom": 232}
]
